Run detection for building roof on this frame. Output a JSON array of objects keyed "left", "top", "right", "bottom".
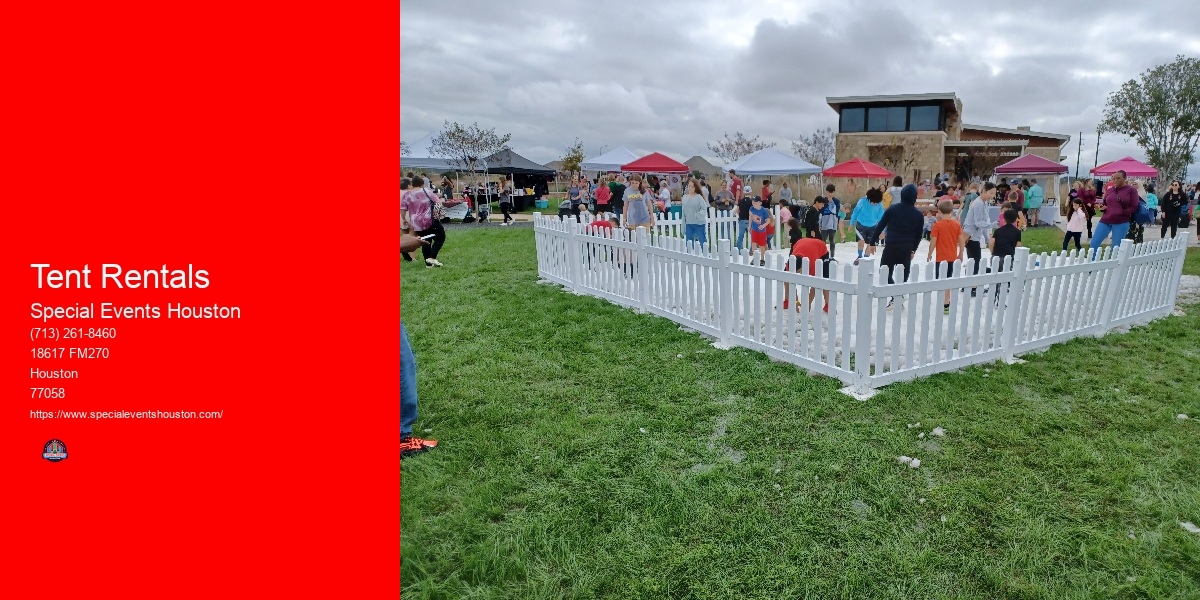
[
  {"left": 961, "top": 124, "right": 1070, "bottom": 143},
  {"left": 826, "top": 93, "right": 959, "bottom": 113},
  {"left": 943, "top": 140, "right": 1029, "bottom": 147}
]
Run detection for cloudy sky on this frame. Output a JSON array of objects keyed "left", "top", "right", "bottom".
[{"left": 402, "top": 0, "right": 1200, "bottom": 178}]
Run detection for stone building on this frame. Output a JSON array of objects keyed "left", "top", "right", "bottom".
[{"left": 826, "top": 93, "right": 1070, "bottom": 184}]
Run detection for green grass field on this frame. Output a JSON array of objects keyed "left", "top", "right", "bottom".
[{"left": 401, "top": 227, "right": 1200, "bottom": 599}]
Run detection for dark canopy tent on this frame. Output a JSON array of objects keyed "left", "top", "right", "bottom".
[
  {"left": 484, "top": 149, "right": 555, "bottom": 210},
  {"left": 484, "top": 149, "right": 555, "bottom": 175}
]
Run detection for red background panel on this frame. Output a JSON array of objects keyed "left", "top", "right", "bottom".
[{"left": 2, "top": 2, "right": 399, "bottom": 597}]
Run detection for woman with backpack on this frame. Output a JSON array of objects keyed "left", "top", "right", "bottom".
[{"left": 400, "top": 175, "right": 446, "bottom": 268}]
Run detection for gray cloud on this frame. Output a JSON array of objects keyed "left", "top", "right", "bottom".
[{"left": 402, "top": 0, "right": 1200, "bottom": 177}]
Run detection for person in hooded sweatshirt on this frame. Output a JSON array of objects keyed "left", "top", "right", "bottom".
[{"left": 867, "top": 183, "right": 924, "bottom": 306}]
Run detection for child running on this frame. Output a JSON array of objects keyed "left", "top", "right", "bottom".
[
  {"left": 749, "top": 196, "right": 771, "bottom": 265},
  {"left": 990, "top": 208, "right": 1023, "bottom": 302},
  {"left": 1064, "top": 197, "right": 1086, "bottom": 251},
  {"left": 926, "top": 200, "right": 962, "bottom": 313}
]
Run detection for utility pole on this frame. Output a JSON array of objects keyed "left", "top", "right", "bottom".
[
  {"left": 1080, "top": 130, "right": 1089, "bottom": 178},
  {"left": 1093, "top": 132, "right": 1100, "bottom": 177}
]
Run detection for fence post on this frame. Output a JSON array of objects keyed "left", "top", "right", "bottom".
[
  {"left": 1164, "top": 232, "right": 1189, "bottom": 316},
  {"left": 532, "top": 213, "right": 542, "bottom": 277},
  {"left": 853, "top": 256, "right": 875, "bottom": 393},
  {"left": 1000, "top": 247, "right": 1031, "bottom": 363},
  {"left": 636, "top": 227, "right": 650, "bottom": 313},
  {"left": 1096, "top": 242, "right": 1132, "bottom": 335},
  {"left": 717, "top": 239, "right": 733, "bottom": 347},
  {"left": 567, "top": 220, "right": 582, "bottom": 293}
]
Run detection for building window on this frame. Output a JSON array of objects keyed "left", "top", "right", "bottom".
[
  {"left": 841, "top": 108, "right": 865, "bottom": 133},
  {"left": 909, "top": 105, "right": 941, "bottom": 131},
  {"left": 867, "top": 106, "right": 907, "bottom": 132}
]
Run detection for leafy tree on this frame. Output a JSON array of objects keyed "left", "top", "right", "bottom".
[
  {"left": 691, "top": 169, "right": 704, "bottom": 180},
  {"left": 791, "top": 127, "right": 836, "bottom": 168},
  {"left": 561, "top": 138, "right": 585, "bottom": 175},
  {"left": 1100, "top": 55, "right": 1200, "bottom": 183},
  {"left": 400, "top": 140, "right": 411, "bottom": 156},
  {"left": 707, "top": 131, "right": 775, "bottom": 164},
  {"left": 429, "top": 121, "right": 511, "bottom": 176}
]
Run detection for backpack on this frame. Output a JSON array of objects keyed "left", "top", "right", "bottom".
[
  {"left": 1133, "top": 197, "right": 1152, "bottom": 225},
  {"left": 425, "top": 189, "right": 446, "bottom": 221}
]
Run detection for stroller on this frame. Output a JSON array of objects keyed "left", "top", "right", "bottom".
[{"left": 472, "top": 189, "right": 492, "bottom": 223}]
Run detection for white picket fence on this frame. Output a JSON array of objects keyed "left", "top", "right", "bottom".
[
  {"left": 535, "top": 213, "right": 1191, "bottom": 393},
  {"left": 589, "top": 205, "right": 797, "bottom": 251}
]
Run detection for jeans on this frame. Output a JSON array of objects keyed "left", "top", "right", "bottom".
[
  {"left": 1090, "top": 221, "right": 1129, "bottom": 259},
  {"left": 415, "top": 220, "right": 446, "bottom": 260},
  {"left": 880, "top": 244, "right": 913, "bottom": 285},
  {"left": 1063, "top": 231, "right": 1082, "bottom": 250},
  {"left": 401, "top": 321, "right": 418, "bottom": 437},
  {"left": 1161, "top": 212, "right": 1180, "bottom": 238},
  {"left": 822, "top": 229, "right": 837, "bottom": 256},
  {"left": 684, "top": 224, "right": 707, "bottom": 249},
  {"left": 736, "top": 219, "right": 749, "bottom": 249},
  {"left": 965, "top": 240, "right": 982, "bottom": 275}
]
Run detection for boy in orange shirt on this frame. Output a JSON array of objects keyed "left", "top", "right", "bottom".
[{"left": 926, "top": 200, "right": 962, "bottom": 313}]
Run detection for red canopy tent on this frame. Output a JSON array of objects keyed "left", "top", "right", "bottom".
[
  {"left": 994, "top": 154, "right": 1068, "bottom": 174},
  {"left": 1090, "top": 156, "right": 1158, "bottom": 178},
  {"left": 822, "top": 158, "right": 893, "bottom": 178},
  {"left": 620, "top": 152, "right": 690, "bottom": 173}
]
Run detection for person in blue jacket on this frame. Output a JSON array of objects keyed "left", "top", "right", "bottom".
[{"left": 849, "top": 187, "right": 885, "bottom": 265}]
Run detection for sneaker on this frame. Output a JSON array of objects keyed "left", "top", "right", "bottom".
[
  {"left": 429, "top": 259, "right": 444, "bottom": 268},
  {"left": 853, "top": 258, "right": 860, "bottom": 266},
  {"left": 403, "top": 253, "right": 413, "bottom": 262},
  {"left": 759, "top": 259, "right": 766, "bottom": 266},
  {"left": 943, "top": 304, "right": 950, "bottom": 314},
  {"left": 401, "top": 436, "right": 437, "bottom": 457},
  {"left": 426, "top": 258, "right": 436, "bottom": 267}
]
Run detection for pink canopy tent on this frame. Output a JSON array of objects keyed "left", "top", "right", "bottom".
[
  {"left": 1090, "top": 156, "right": 1158, "bottom": 178},
  {"left": 994, "top": 154, "right": 1068, "bottom": 174}
]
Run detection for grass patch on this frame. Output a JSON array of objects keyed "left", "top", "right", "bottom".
[{"left": 401, "top": 227, "right": 1200, "bottom": 599}]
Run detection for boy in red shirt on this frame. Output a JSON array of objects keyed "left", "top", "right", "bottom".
[
  {"left": 782, "top": 237, "right": 832, "bottom": 312},
  {"left": 926, "top": 200, "right": 962, "bottom": 313}
]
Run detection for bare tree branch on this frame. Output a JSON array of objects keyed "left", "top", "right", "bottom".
[
  {"left": 429, "top": 121, "right": 512, "bottom": 174},
  {"left": 790, "top": 127, "right": 836, "bottom": 168},
  {"left": 707, "top": 131, "right": 775, "bottom": 164}
]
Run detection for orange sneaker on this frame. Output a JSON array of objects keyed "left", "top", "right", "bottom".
[{"left": 401, "top": 436, "right": 437, "bottom": 457}]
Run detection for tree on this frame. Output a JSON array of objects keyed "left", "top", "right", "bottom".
[
  {"left": 561, "top": 138, "right": 585, "bottom": 175},
  {"left": 1100, "top": 55, "right": 1200, "bottom": 183},
  {"left": 429, "top": 121, "right": 511, "bottom": 176},
  {"left": 400, "top": 140, "right": 411, "bottom": 156},
  {"left": 869, "top": 136, "right": 919, "bottom": 180},
  {"left": 707, "top": 131, "right": 775, "bottom": 164},
  {"left": 791, "top": 127, "right": 836, "bottom": 168},
  {"left": 691, "top": 169, "right": 704, "bottom": 180}
]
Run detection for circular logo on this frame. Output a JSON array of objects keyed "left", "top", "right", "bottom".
[{"left": 43, "top": 439, "right": 68, "bottom": 462}]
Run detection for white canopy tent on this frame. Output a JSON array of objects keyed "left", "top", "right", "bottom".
[
  {"left": 721, "top": 148, "right": 822, "bottom": 176},
  {"left": 581, "top": 146, "right": 640, "bottom": 172}
]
